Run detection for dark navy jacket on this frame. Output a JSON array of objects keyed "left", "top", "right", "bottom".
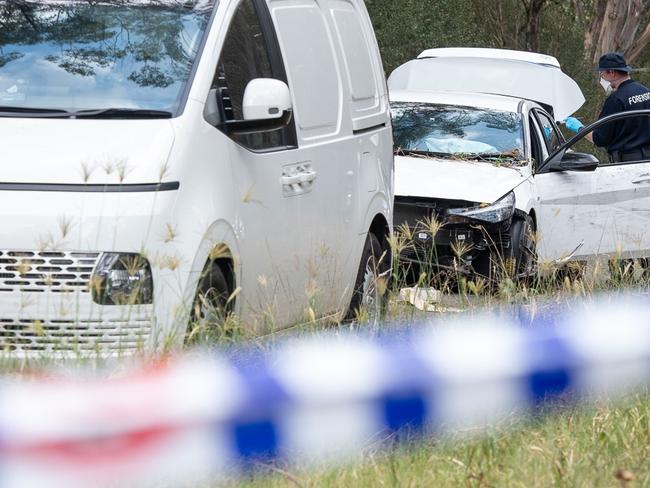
[{"left": 593, "top": 79, "right": 650, "bottom": 153}]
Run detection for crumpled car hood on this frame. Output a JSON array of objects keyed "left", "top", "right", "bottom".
[{"left": 395, "top": 154, "right": 527, "bottom": 204}]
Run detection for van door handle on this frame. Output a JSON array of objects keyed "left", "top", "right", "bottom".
[
  {"left": 280, "top": 170, "right": 317, "bottom": 185},
  {"left": 632, "top": 176, "right": 650, "bottom": 185}
]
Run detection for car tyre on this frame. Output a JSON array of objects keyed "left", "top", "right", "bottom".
[{"left": 506, "top": 215, "right": 537, "bottom": 280}]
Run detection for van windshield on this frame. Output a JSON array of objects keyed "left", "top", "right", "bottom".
[
  {"left": 391, "top": 102, "right": 525, "bottom": 160},
  {"left": 0, "top": 0, "right": 216, "bottom": 116}
]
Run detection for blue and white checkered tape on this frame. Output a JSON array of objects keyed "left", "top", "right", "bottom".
[{"left": 0, "top": 294, "right": 649, "bottom": 487}]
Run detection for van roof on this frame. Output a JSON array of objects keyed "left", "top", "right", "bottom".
[
  {"left": 417, "top": 47, "right": 561, "bottom": 68},
  {"left": 390, "top": 90, "right": 523, "bottom": 113}
]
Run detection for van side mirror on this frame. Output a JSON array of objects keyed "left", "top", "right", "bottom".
[
  {"left": 545, "top": 150, "right": 599, "bottom": 173},
  {"left": 224, "top": 78, "right": 293, "bottom": 135},
  {"left": 243, "top": 78, "right": 291, "bottom": 121}
]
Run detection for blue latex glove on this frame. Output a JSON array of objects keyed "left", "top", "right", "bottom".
[
  {"left": 543, "top": 125, "right": 552, "bottom": 140},
  {"left": 563, "top": 116, "right": 584, "bottom": 133}
]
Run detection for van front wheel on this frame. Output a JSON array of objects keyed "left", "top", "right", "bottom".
[
  {"left": 346, "top": 232, "right": 389, "bottom": 323},
  {"left": 186, "top": 262, "right": 232, "bottom": 345}
]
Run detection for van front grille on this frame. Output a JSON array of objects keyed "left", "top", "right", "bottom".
[
  {"left": 0, "top": 317, "right": 152, "bottom": 354},
  {"left": 0, "top": 250, "right": 100, "bottom": 294}
]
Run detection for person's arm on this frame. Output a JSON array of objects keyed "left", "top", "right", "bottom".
[{"left": 592, "top": 97, "right": 623, "bottom": 148}]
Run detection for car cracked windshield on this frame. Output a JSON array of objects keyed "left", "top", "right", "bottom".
[
  {"left": 0, "top": 0, "right": 216, "bottom": 117},
  {"left": 391, "top": 102, "right": 525, "bottom": 161}
]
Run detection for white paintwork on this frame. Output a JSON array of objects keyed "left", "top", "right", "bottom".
[
  {"left": 536, "top": 163, "right": 650, "bottom": 261},
  {"left": 417, "top": 47, "right": 561, "bottom": 68},
  {"left": 395, "top": 155, "right": 528, "bottom": 204},
  {"left": 242, "top": 78, "right": 291, "bottom": 120},
  {"left": 389, "top": 50, "right": 585, "bottom": 121},
  {"left": 0, "top": 118, "right": 175, "bottom": 184},
  {"left": 0, "top": 0, "right": 393, "bottom": 355}
]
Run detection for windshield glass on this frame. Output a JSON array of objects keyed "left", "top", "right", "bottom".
[
  {"left": 391, "top": 102, "right": 525, "bottom": 158},
  {"left": 0, "top": 0, "right": 216, "bottom": 115}
]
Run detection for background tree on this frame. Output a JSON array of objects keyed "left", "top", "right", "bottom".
[{"left": 574, "top": 0, "right": 650, "bottom": 64}]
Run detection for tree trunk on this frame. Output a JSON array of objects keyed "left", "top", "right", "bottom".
[
  {"left": 581, "top": 0, "right": 650, "bottom": 65},
  {"left": 523, "top": 0, "right": 547, "bottom": 52}
]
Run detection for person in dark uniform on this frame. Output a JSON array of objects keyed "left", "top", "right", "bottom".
[{"left": 564, "top": 52, "right": 650, "bottom": 163}]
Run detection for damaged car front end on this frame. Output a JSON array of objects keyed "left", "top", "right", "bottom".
[
  {"left": 389, "top": 94, "right": 537, "bottom": 282},
  {"left": 394, "top": 191, "right": 520, "bottom": 278}
]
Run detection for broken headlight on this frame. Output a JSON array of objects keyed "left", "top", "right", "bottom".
[
  {"left": 91, "top": 253, "right": 153, "bottom": 305},
  {"left": 445, "top": 191, "right": 515, "bottom": 224}
]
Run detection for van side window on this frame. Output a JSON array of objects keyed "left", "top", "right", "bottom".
[
  {"left": 272, "top": 3, "right": 341, "bottom": 141},
  {"left": 211, "top": 0, "right": 295, "bottom": 151},
  {"left": 534, "top": 110, "right": 563, "bottom": 155}
]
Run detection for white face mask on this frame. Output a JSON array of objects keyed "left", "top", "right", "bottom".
[{"left": 600, "top": 77, "right": 613, "bottom": 94}]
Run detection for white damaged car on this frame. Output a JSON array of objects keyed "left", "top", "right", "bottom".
[{"left": 389, "top": 48, "right": 650, "bottom": 279}]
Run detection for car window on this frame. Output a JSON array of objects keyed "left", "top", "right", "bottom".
[
  {"left": 528, "top": 115, "right": 546, "bottom": 172},
  {"left": 211, "top": 0, "right": 296, "bottom": 151},
  {"left": 391, "top": 102, "right": 525, "bottom": 161},
  {"left": 534, "top": 110, "right": 563, "bottom": 154}
]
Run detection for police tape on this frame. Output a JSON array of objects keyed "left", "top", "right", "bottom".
[{"left": 2, "top": 294, "right": 650, "bottom": 487}]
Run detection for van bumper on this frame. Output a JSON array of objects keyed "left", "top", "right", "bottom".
[{"left": 0, "top": 189, "right": 181, "bottom": 357}]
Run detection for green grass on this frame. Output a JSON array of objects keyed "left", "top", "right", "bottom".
[
  {"left": 208, "top": 238, "right": 650, "bottom": 487},
  {"left": 231, "top": 394, "right": 650, "bottom": 487}
]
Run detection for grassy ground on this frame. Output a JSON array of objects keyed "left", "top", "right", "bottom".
[
  {"left": 232, "top": 393, "right": 650, "bottom": 487},
  {"left": 207, "top": 252, "right": 650, "bottom": 487}
]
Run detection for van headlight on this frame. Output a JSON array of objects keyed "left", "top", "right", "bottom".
[
  {"left": 446, "top": 192, "right": 516, "bottom": 224},
  {"left": 92, "top": 253, "right": 153, "bottom": 305}
]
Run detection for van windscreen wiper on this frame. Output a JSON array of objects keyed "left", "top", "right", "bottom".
[
  {"left": 73, "top": 108, "right": 173, "bottom": 119},
  {"left": 0, "top": 106, "right": 173, "bottom": 119},
  {"left": 0, "top": 106, "right": 72, "bottom": 118}
]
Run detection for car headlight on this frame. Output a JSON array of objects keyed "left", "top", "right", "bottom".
[
  {"left": 92, "top": 253, "right": 153, "bottom": 305},
  {"left": 445, "top": 191, "right": 516, "bottom": 224}
]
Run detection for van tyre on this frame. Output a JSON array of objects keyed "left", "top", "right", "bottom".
[
  {"left": 186, "top": 262, "right": 232, "bottom": 345},
  {"left": 347, "top": 232, "right": 389, "bottom": 323}
]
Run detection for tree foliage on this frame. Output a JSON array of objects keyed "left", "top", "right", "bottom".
[{"left": 366, "top": 0, "right": 650, "bottom": 121}]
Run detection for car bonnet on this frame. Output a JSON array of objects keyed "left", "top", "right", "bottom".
[{"left": 388, "top": 53, "right": 585, "bottom": 121}]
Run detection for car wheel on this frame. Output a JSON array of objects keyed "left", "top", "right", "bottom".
[
  {"left": 186, "top": 262, "right": 232, "bottom": 345},
  {"left": 346, "top": 232, "right": 389, "bottom": 324},
  {"left": 507, "top": 215, "right": 537, "bottom": 280}
]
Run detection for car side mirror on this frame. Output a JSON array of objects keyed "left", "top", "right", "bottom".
[{"left": 546, "top": 150, "right": 599, "bottom": 172}]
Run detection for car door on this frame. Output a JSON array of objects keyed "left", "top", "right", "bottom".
[
  {"left": 535, "top": 109, "right": 650, "bottom": 262},
  {"left": 533, "top": 109, "right": 598, "bottom": 262},
  {"left": 212, "top": 0, "right": 312, "bottom": 329}
]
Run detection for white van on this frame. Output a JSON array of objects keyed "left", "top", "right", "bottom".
[
  {"left": 0, "top": 0, "right": 393, "bottom": 355},
  {"left": 389, "top": 48, "right": 650, "bottom": 279}
]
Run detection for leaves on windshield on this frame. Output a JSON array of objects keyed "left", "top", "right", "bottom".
[
  {"left": 395, "top": 146, "right": 530, "bottom": 169},
  {"left": 392, "top": 102, "right": 524, "bottom": 159}
]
